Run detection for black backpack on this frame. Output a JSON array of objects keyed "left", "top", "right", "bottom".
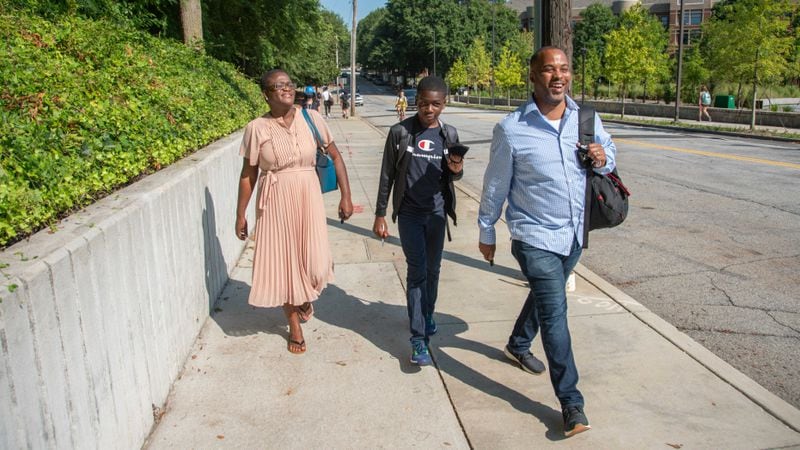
[{"left": 580, "top": 105, "right": 630, "bottom": 248}]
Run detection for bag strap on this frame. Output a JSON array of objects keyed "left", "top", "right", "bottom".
[
  {"left": 579, "top": 105, "right": 595, "bottom": 146},
  {"left": 301, "top": 108, "right": 325, "bottom": 153},
  {"left": 580, "top": 105, "right": 595, "bottom": 249}
]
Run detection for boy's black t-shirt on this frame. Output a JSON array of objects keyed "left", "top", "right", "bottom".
[{"left": 401, "top": 126, "right": 445, "bottom": 215}]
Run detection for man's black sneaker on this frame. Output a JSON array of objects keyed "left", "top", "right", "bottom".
[
  {"left": 562, "top": 405, "right": 591, "bottom": 437},
  {"left": 503, "top": 345, "right": 545, "bottom": 375}
]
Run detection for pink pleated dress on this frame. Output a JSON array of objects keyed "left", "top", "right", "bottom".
[{"left": 239, "top": 107, "right": 335, "bottom": 308}]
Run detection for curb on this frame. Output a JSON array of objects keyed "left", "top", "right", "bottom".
[
  {"left": 446, "top": 101, "right": 800, "bottom": 144},
  {"left": 602, "top": 118, "right": 800, "bottom": 144},
  {"left": 574, "top": 265, "right": 800, "bottom": 434},
  {"left": 455, "top": 181, "right": 800, "bottom": 434}
]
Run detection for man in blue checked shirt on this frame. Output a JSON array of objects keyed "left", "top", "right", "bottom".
[{"left": 477, "top": 46, "right": 616, "bottom": 438}]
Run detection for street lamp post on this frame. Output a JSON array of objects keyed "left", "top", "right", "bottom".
[
  {"left": 581, "top": 47, "right": 586, "bottom": 104},
  {"left": 350, "top": 0, "right": 357, "bottom": 118},
  {"left": 491, "top": 0, "right": 496, "bottom": 106},
  {"left": 433, "top": 28, "right": 437, "bottom": 77}
]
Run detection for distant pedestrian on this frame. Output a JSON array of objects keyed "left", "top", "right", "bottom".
[
  {"left": 699, "top": 85, "right": 712, "bottom": 122},
  {"left": 395, "top": 90, "right": 408, "bottom": 121},
  {"left": 236, "top": 69, "right": 354, "bottom": 355},
  {"left": 340, "top": 87, "right": 350, "bottom": 119},
  {"left": 373, "top": 76, "right": 466, "bottom": 366},
  {"left": 303, "top": 85, "right": 319, "bottom": 111},
  {"left": 322, "top": 86, "right": 333, "bottom": 118},
  {"left": 478, "top": 46, "right": 617, "bottom": 438}
]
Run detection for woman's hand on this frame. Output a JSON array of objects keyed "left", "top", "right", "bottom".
[
  {"left": 338, "top": 195, "right": 353, "bottom": 222},
  {"left": 235, "top": 216, "right": 248, "bottom": 241},
  {"left": 372, "top": 216, "right": 389, "bottom": 239}
]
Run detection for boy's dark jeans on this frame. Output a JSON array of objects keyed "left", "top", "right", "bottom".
[
  {"left": 508, "top": 238, "right": 584, "bottom": 408},
  {"left": 397, "top": 211, "right": 446, "bottom": 345}
]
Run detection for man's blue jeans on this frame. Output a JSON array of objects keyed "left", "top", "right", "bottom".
[
  {"left": 508, "top": 238, "right": 584, "bottom": 408},
  {"left": 397, "top": 211, "right": 446, "bottom": 344}
]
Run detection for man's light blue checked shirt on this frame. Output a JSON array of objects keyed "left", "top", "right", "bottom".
[{"left": 478, "top": 96, "right": 617, "bottom": 256}]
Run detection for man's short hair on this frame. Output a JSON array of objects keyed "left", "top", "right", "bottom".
[
  {"left": 417, "top": 76, "right": 447, "bottom": 95},
  {"left": 529, "top": 46, "right": 564, "bottom": 68}
]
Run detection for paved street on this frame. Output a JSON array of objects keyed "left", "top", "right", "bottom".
[{"left": 356, "top": 79, "right": 800, "bottom": 409}]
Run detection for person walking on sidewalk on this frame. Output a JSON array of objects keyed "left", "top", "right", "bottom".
[
  {"left": 477, "top": 47, "right": 617, "bottom": 437},
  {"left": 235, "top": 69, "right": 354, "bottom": 355},
  {"left": 698, "top": 85, "right": 712, "bottom": 122},
  {"left": 372, "top": 76, "right": 466, "bottom": 366},
  {"left": 322, "top": 86, "right": 333, "bottom": 118},
  {"left": 395, "top": 90, "right": 408, "bottom": 121}
]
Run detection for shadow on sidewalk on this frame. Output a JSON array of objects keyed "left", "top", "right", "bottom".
[
  {"left": 211, "top": 279, "right": 290, "bottom": 339},
  {"left": 326, "top": 218, "right": 525, "bottom": 282},
  {"left": 314, "top": 283, "right": 563, "bottom": 440}
]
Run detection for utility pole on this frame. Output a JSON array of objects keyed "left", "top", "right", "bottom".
[
  {"left": 581, "top": 47, "right": 586, "bottom": 104},
  {"left": 433, "top": 28, "right": 437, "bottom": 77},
  {"left": 335, "top": 35, "right": 340, "bottom": 88},
  {"left": 491, "top": 0, "right": 496, "bottom": 106},
  {"left": 540, "top": 0, "right": 572, "bottom": 62},
  {"left": 350, "top": 0, "right": 357, "bottom": 118},
  {"left": 674, "top": 0, "right": 686, "bottom": 122}
]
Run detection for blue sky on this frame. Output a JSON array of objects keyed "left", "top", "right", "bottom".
[{"left": 320, "top": 0, "right": 387, "bottom": 26}]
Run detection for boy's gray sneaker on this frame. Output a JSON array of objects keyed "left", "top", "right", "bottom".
[
  {"left": 562, "top": 405, "right": 591, "bottom": 437},
  {"left": 504, "top": 345, "right": 545, "bottom": 375}
]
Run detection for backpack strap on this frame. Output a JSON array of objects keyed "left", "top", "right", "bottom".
[{"left": 580, "top": 105, "right": 595, "bottom": 249}]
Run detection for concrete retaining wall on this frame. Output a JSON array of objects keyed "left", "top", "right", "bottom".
[
  {"left": 0, "top": 131, "right": 252, "bottom": 449},
  {"left": 453, "top": 95, "right": 800, "bottom": 128}
]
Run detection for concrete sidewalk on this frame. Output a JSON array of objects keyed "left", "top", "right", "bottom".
[{"left": 145, "top": 115, "right": 800, "bottom": 449}]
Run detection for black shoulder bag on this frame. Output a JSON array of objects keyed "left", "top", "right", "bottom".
[{"left": 580, "top": 105, "right": 630, "bottom": 248}]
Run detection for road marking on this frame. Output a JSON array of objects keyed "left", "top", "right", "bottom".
[{"left": 616, "top": 138, "right": 800, "bottom": 169}]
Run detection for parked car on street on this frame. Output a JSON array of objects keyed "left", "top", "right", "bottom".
[
  {"left": 354, "top": 92, "right": 363, "bottom": 106},
  {"left": 404, "top": 88, "right": 417, "bottom": 110}
]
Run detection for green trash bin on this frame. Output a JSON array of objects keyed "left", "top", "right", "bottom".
[{"left": 714, "top": 95, "right": 735, "bottom": 109}]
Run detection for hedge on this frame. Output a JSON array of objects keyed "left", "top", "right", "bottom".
[{"left": 0, "top": 12, "right": 267, "bottom": 247}]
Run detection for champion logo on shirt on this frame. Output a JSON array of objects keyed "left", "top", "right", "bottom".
[{"left": 417, "top": 139, "right": 435, "bottom": 152}]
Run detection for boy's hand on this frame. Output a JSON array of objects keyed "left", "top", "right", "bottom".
[{"left": 373, "top": 216, "right": 389, "bottom": 239}]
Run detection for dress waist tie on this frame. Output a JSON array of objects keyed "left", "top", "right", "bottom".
[{"left": 257, "top": 166, "right": 315, "bottom": 211}]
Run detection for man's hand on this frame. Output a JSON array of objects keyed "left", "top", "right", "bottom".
[
  {"left": 585, "top": 142, "right": 606, "bottom": 168},
  {"left": 479, "top": 242, "right": 495, "bottom": 263},
  {"left": 373, "top": 216, "right": 389, "bottom": 239}
]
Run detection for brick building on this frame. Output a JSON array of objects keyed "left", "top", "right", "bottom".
[{"left": 504, "top": 0, "right": 716, "bottom": 48}]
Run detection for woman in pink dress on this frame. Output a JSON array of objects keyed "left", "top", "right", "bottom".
[{"left": 235, "top": 69, "right": 353, "bottom": 354}]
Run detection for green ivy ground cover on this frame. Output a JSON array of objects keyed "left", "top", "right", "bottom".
[{"left": 0, "top": 12, "right": 266, "bottom": 247}]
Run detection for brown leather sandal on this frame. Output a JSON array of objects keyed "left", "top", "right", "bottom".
[
  {"left": 287, "top": 339, "right": 306, "bottom": 354},
  {"left": 297, "top": 303, "right": 314, "bottom": 323}
]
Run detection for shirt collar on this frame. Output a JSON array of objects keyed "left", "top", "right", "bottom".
[{"left": 522, "top": 95, "right": 579, "bottom": 119}]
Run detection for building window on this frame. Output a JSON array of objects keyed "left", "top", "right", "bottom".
[
  {"left": 683, "top": 10, "right": 703, "bottom": 26},
  {"left": 659, "top": 14, "right": 669, "bottom": 28},
  {"left": 682, "top": 29, "right": 702, "bottom": 45}
]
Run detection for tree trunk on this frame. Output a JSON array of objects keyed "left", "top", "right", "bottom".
[
  {"left": 180, "top": 0, "right": 203, "bottom": 46},
  {"left": 542, "top": 0, "right": 573, "bottom": 63},
  {"left": 621, "top": 84, "right": 626, "bottom": 118},
  {"left": 736, "top": 82, "right": 743, "bottom": 108}
]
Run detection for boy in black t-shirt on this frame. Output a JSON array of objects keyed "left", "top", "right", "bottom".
[{"left": 372, "top": 76, "right": 466, "bottom": 366}]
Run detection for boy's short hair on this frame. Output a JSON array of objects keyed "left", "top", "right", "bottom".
[{"left": 417, "top": 76, "right": 447, "bottom": 95}]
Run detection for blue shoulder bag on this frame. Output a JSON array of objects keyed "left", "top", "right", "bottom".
[{"left": 301, "top": 108, "right": 338, "bottom": 193}]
